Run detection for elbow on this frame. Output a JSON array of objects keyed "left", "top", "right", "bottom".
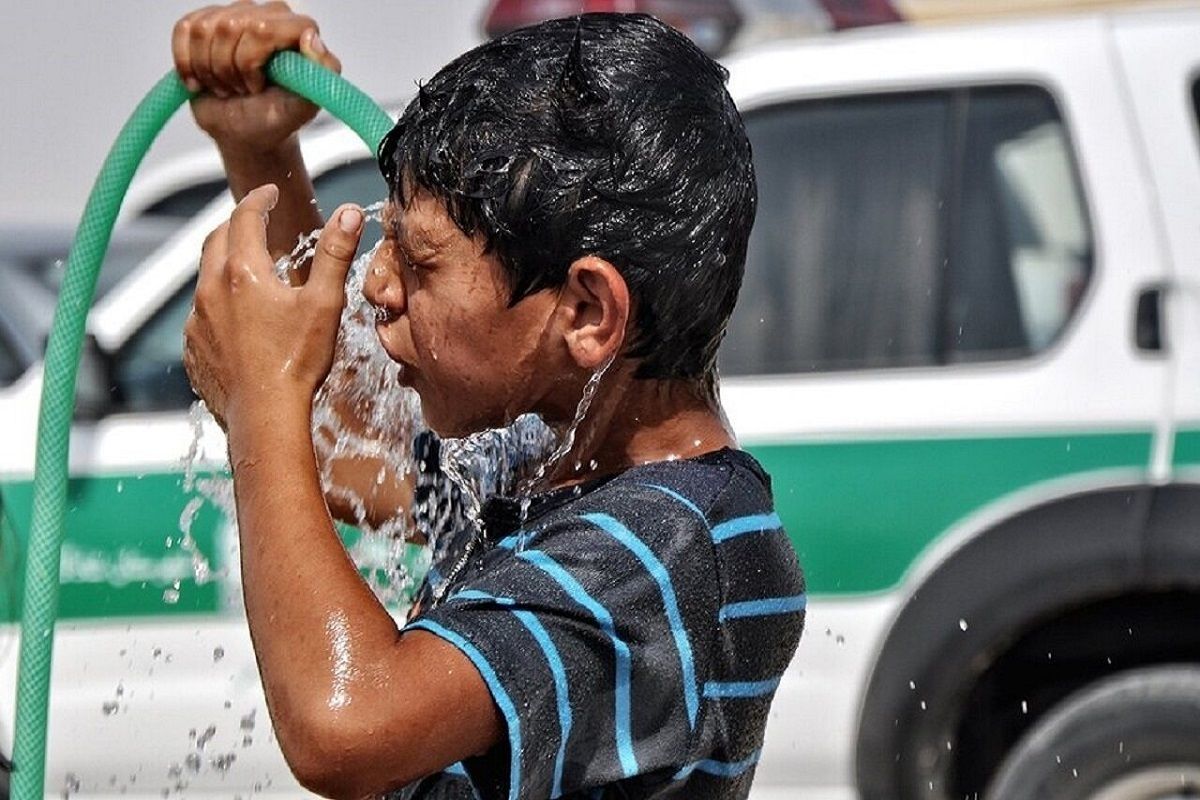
[
  {"left": 288, "top": 751, "right": 364, "bottom": 800},
  {"left": 278, "top": 704, "right": 422, "bottom": 799}
]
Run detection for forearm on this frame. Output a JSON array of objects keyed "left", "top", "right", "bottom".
[
  {"left": 227, "top": 404, "right": 402, "bottom": 745},
  {"left": 218, "top": 135, "right": 324, "bottom": 260},
  {"left": 321, "top": 453, "right": 417, "bottom": 534},
  {"left": 227, "top": 405, "right": 491, "bottom": 797}
]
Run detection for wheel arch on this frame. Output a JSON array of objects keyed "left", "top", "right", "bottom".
[{"left": 854, "top": 479, "right": 1200, "bottom": 800}]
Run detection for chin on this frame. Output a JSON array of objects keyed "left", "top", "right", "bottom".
[
  {"left": 417, "top": 398, "right": 483, "bottom": 440},
  {"left": 418, "top": 395, "right": 515, "bottom": 440}
]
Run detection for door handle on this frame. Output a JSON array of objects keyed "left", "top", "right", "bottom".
[{"left": 1135, "top": 286, "right": 1166, "bottom": 352}]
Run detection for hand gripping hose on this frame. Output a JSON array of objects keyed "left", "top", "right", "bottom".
[{"left": 12, "top": 51, "right": 393, "bottom": 800}]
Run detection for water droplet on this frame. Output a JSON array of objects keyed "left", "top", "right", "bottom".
[
  {"left": 240, "top": 709, "right": 256, "bottom": 731},
  {"left": 196, "top": 724, "right": 217, "bottom": 749},
  {"left": 184, "top": 753, "right": 202, "bottom": 773},
  {"left": 958, "top": 618, "right": 968, "bottom": 631},
  {"left": 920, "top": 700, "right": 927, "bottom": 710},
  {"left": 908, "top": 680, "right": 916, "bottom": 690},
  {"left": 116, "top": 481, "right": 124, "bottom": 494},
  {"left": 210, "top": 753, "right": 237, "bottom": 773},
  {"left": 162, "top": 588, "right": 181, "bottom": 604},
  {"left": 212, "top": 646, "right": 225, "bottom": 663},
  {"left": 101, "top": 700, "right": 120, "bottom": 716},
  {"left": 1021, "top": 700, "right": 1028, "bottom": 714}
]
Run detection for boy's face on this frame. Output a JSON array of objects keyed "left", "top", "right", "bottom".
[{"left": 363, "top": 191, "right": 562, "bottom": 437}]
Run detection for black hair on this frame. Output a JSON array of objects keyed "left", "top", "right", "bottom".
[{"left": 377, "top": 12, "right": 756, "bottom": 382}]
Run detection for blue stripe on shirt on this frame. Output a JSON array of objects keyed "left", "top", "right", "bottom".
[
  {"left": 703, "top": 677, "right": 782, "bottom": 698},
  {"left": 673, "top": 748, "right": 762, "bottom": 781},
  {"left": 405, "top": 619, "right": 523, "bottom": 800},
  {"left": 518, "top": 548, "right": 639, "bottom": 778},
  {"left": 495, "top": 530, "right": 533, "bottom": 551},
  {"left": 710, "top": 512, "right": 783, "bottom": 543},
  {"left": 718, "top": 594, "right": 807, "bottom": 621},
  {"left": 445, "top": 590, "right": 573, "bottom": 797},
  {"left": 581, "top": 511, "right": 700, "bottom": 729},
  {"left": 642, "top": 483, "right": 708, "bottom": 525}
]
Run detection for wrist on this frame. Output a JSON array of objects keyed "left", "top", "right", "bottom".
[
  {"left": 226, "top": 393, "right": 313, "bottom": 456},
  {"left": 217, "top": 133, "right": 304, "bottom": 172}
]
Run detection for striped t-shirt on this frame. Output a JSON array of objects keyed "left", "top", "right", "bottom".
[{"left": 396, "top": 444, "right": 805, "bottom": 800}]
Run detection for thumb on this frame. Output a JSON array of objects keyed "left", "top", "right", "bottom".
[
  {"left": 306, "top": 205, "right": 362, "bottom": 300},
  {"left": 300, "top": 27, "right": 342, "bottom": 75}
]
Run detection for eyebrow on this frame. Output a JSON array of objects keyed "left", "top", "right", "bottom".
[{"left": 382, "top": 205, "right": 451, "bottom": 257}]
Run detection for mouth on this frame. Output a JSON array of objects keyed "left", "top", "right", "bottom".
[
  {"left": 394, "top": 360, "right": 418, "bottom": 388},
  {"left": 373, "top": 306, "right": 400, "bottom": 325}
]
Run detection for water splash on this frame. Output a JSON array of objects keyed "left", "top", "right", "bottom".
[
  {"left": 180, "top": 199, "right": 615, "bottom": 609},
  {"left": 516, "top": 352, "right": 616, "bottom": 527}
]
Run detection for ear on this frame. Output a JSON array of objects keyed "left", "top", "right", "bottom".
[{"left": 557, "top": 255, "right": 630, "bottom": 371}]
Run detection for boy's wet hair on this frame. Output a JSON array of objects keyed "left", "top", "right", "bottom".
[{"left": 378, "top": 13, "right": 757, "bottom": 382}]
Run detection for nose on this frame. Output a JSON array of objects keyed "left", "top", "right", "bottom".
[{"left": 362, "top": 243, "right": 407, "bottom": 320}]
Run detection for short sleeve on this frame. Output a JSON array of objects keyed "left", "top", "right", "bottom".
[{"left": 404, "top": 488, "right": 721, "bottom": 800}]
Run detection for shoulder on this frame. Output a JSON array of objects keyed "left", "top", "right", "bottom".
[{"left": 584, "top": 448, "right": 774, "bottom": 532}]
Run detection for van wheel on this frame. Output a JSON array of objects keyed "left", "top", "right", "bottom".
[{"left": 986, "top": 666, "right": 1200, "bottom": 800}]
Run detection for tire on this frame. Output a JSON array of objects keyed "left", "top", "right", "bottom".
[{"left": 987, "top": 666, "right": 1200, "bottom": 800}]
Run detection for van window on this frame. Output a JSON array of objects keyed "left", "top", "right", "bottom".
[
  {"left": 111, "top": 280, "right": 196, "bottom": 413},
  {"left": 1193, "top": 78, "right": 1200, "bottom": 143},
  {"left": 106, "top": 159, "right": 386, "bottom": 415},
  {"left": 0, "top": 328, "right": 21, "bottom": 388},
  {"left": 721, "top": 85, "right": 1092, "bottom": 376}
]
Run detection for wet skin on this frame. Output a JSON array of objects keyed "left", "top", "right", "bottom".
[
  {"left": 175, "top": 3, "right": 740, "bottom": 797},
  {"left": 363, "top": 194, "right": 569, "bottom": 438}
]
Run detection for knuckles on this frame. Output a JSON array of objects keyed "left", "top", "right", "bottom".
[{"left": 217, "top": 15, "right": 242, "bottom": 36}]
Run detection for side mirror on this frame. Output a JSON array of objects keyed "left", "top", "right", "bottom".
[{"left": 74, "top": 335, "right": 117, "bottom": 421}]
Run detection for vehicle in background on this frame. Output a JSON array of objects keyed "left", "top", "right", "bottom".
[{"left": 2, "top": 2, "right": 1200, "bottom": 798}]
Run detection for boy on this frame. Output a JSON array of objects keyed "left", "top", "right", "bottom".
[{"left": 175, "top": 3, "right": 804, "bottom": 798}]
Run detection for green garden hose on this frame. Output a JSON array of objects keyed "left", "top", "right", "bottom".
[{"left": 12, "top": 51, "right": 394, "bottom": 800}]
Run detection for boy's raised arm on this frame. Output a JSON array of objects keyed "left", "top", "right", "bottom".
[
  {"left": 172, "top": 2, "right": 340, "bottom": 260},
  {"left": 175, "top": 2, "right": 420, "bottom": 531},
  {"left": 183, "top": 187, "right": 501, "bottom": 798}
]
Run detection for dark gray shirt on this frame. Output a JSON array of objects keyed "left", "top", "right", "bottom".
[{"left": 398, "top": 444, "right": 805, "bottom": 800}]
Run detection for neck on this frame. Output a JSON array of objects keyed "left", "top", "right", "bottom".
[{"left": 541, "top": 366, "right": 736, "bottom": 489}]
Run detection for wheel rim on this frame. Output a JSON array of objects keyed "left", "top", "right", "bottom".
[{"left": 1090, "top": 765, "right": 1200, "bottom": 800}]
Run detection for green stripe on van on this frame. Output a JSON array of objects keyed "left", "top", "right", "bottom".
[
  {"left": 0, "top": 473, "right": 224, "bottom": 623},
  {"left": 1172, "top": 428, "right": 1200, "bottom": 467},
  {"left": 0, "top": 430, "right": 1154, "bottom": 620},
  {"left": 747, "top": 431, "right": 1153, "bottom": 595},
  {"left": 0, "top": 472, "right": 425, "bottom": 622}
]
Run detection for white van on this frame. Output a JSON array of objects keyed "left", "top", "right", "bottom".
[{"left": 2, "top": 4, "right": 1199, "bottom": 798}]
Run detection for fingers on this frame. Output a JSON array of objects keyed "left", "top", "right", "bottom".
[
  {"left": 198, "top": 220, "right": 230, "bottom": 296},
  {"left": 173, "top": 5, "right": 219, "bottom": 93},
  {"left": 210, "top": 15, "right": 250, "bottom": 96},
  {"left": 173, "top": 2, "right": 328, "bottom": 97},
  {"left": 227, "top": 184, "right": 280, "bottom": 273},
  {"left": 306, "top": 205, "right": 363, "bottom": 301},
  {"left": 299, "top": 26, "right": 341, "bottom": 75}
]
